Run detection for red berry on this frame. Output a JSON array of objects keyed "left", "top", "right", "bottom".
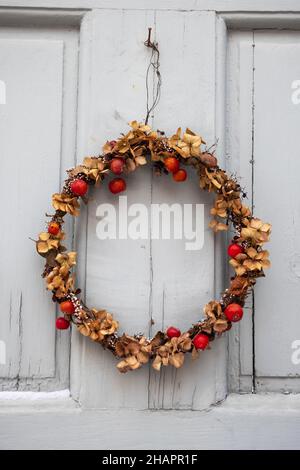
[
  {"left": 164, "top": 157, "right": 180, "bottom": 174},
  {"left": 48, "top": 222, "right": 60, "bottom": 236},
  {"left": 110, "top": 158, "right": 124, "bottom": 175},
  {"left": 109, "top": 178, "right": 126, "bottom": 194},
  {"left": 56, "top": 317, "right": 70, "bottom": 330},
  {"left": 173, "top": 169, "right": 187, "bottom": 182},
  {"left": 193, "top": 333, "right": 209, "bottom": 350},
  {"left": 227, "top": 243, "right": 244, "bottom": 258},
  {"left": 224, "top": 303, "right": 243, "bottom": 323},
  {"left": 60, "top": 300, "right": 75, "bottom": 315},
  {"left": 166, "top": 326, "right": 181, "bottom": 338},
  {"left": 70, "top": 179, "right": 88, "bottom": 197}
]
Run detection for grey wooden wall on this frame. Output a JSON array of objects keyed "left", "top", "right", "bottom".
[{"left": 1, "top": 4, "right": 299, "bottom": 411}]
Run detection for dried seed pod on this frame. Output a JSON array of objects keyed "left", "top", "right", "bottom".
[{"left": 200, "top": 152, "right": 218, "bottom": 168}]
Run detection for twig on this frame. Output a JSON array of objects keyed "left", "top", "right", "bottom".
[{"left": 144, "top": 27, "right": 162, "bottom": 125}]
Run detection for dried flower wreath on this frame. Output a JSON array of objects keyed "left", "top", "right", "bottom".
[{"left": 35, "top": 121, "right": 271, "bottom": 373}]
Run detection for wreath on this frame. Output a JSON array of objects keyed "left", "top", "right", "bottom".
[{"left": 35, "top": 121, "right": 271, "bottom": 373}]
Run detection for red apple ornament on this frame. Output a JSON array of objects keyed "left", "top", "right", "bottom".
[
  {"left": 70, "top": 179, "right": 88, "bottom": 197},
  {"left": 60, "top": 300, "right": 75, "bottom": 315},
  {"left": 164, "top": 157, "right": 180, "bottom": 174},
  {"left": 227, "top": 243, "right": 244, "bottom": 258},
  {"left": 110, "top": 158, "right": 124, "bottom": 175},
  {"left": 56, "top": 317, "right": 70, "bottom": 330},
  {"left": 166, "top": 326, "right": 181, "bottom": 338},
  {"left": 173, "top": 169, "right": 187, "bottom": 182},
  {"left": 193, "top": 333, "right": 209, "bottom": 350},
  {"left": 48, "top": 222, "right": 60, "bottom": 236},
  {"left": 224, "top": 303, "right": 243, "bottom": 322},
  {"left": 109, "top": 178, "right": 126, "bottom": 194}
]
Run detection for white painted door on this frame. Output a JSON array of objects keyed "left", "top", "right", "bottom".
[{"left": 1, "top": 2, "right": 300, "bottom": 450}]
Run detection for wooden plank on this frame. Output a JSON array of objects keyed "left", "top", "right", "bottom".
[
  {"left": 148, "top": 11, "right": 225, "bottom": 410},
  {"left": 54, "top": 27, "right": 80, "bottom": 392},
  {"left": 256, "top": 377, "right": 300, "bottom": 393},
  {"left": 253, "top": 31, "right": 300, "bottom": 378},
  {"left": 70, "top": 12, "right": 93, "bottom": 403},
  {"left": 236, "top": 37, "right": 255, "bottom": 379},
  {"left": 1, "top": 394, "right": 300, "bottom": 450},
  {"left": 214, "top": 15, "right": 229, "bottom": 402},
  {"left": 226, "top": 31, "right": 254, "bottom": 391},
  {"left": 75, "top": 9, "right": 155, "bottom": 409}
]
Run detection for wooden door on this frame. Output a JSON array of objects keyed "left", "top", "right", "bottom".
[{"left": 1, "top": 5, "right": 300, "bottom": 424}]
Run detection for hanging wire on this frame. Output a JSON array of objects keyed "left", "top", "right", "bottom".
[{"left": 144, "top": 27, "right": 162, "bottom": 125}]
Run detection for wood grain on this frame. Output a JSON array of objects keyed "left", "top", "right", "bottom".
[
  {"left": 74, "top": 9, "right": 155, "bottom": 409},
  {"left": 226, "top": 31, "right": 255, "bottom": 392}
]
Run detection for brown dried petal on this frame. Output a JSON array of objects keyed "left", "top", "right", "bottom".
[
  {"left": 169, "top": 352, "right": 185, "bottom": 368},
  {"left": 209, "top": 219, "right": 228, "bottom": 232},
  {"left": 213, "top": 319, "right": 228, "bottom": 333},
  {"left": 52, "top": 193, "right": 80, "bottom": 216}
]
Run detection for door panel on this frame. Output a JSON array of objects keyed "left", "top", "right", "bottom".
[
  {"left": 254, "top": 32, "right": 300, "bottom": 380},
  {"left": 0, "top": 24, "right": 79, "bottom": 390},
  {"left": 227, "top": 30, "right": 300, "bottom": 392}
]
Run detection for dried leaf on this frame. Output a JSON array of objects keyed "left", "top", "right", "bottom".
[{"left": 52, "top": 193, "right": 80, "bottom": 216}]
